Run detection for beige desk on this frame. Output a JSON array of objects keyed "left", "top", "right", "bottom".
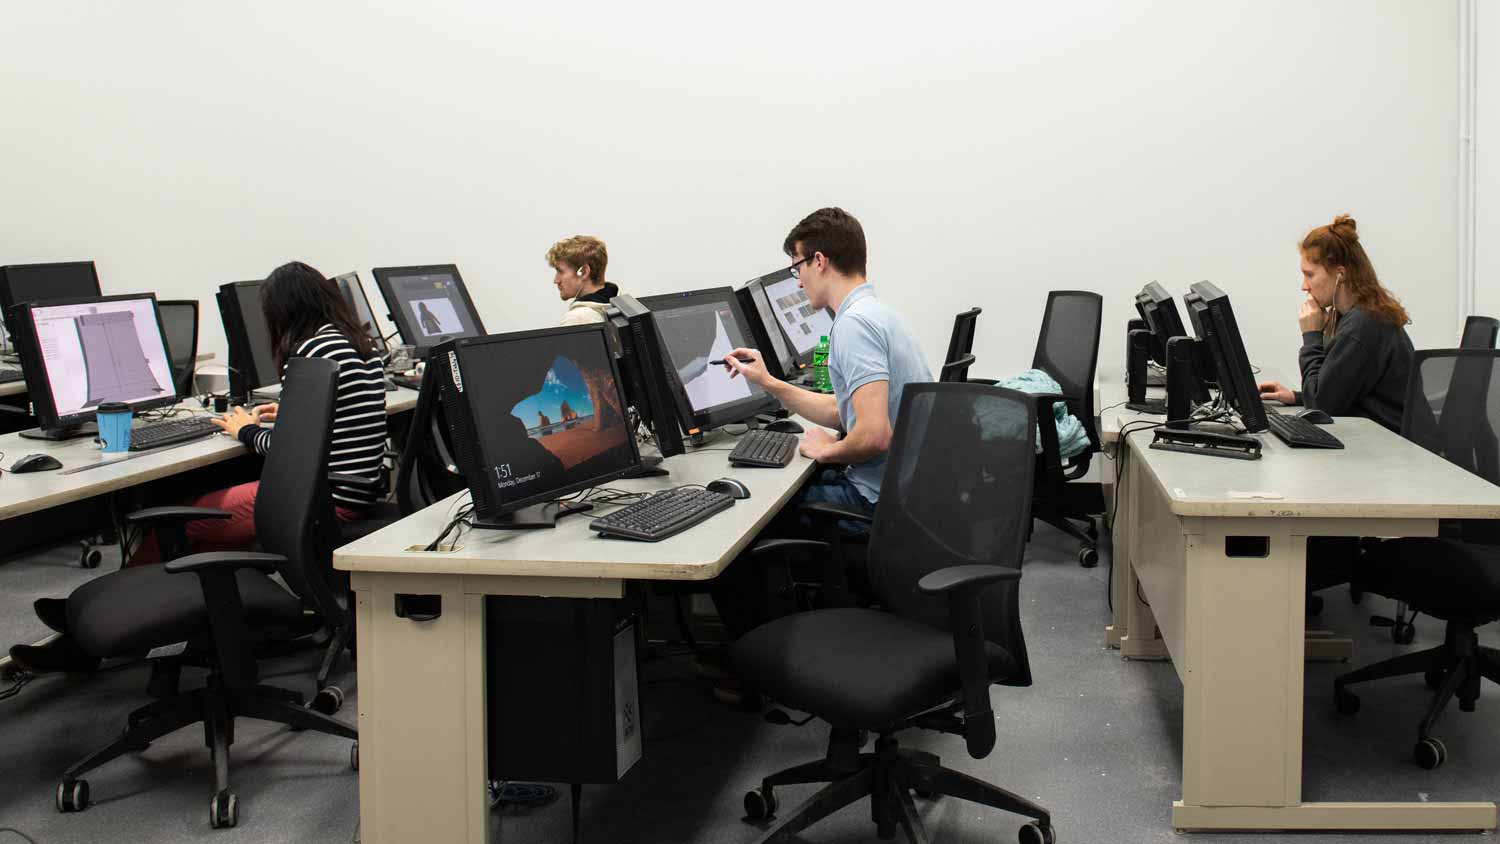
[
  {"left": 0, "top": 385, "right": 418, "bottom": 523},
  {"left": 1117, "top": 413, "right": 1500, "bottom": 832},
  {"left": 334, "top": 437, "right": 820, "bottom": 844}
]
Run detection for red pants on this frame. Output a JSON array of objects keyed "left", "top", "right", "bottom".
[{"left": 131, "top": 481, "right": 364, "bottom": 565}]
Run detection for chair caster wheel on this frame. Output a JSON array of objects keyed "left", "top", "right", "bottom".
[
  {"left": 56, "top": 779, "right": 90, "bottom": 813},
  {"left": 1019, "top": 820, "right": 1056, "bottom": 844},
  {"left": 350, "top": 742, "right": 359, "bottom": 772},
  {"left": 1334, "top": 688, "right": 1360, "bottom": 716},
  {"left": 743, "top": 786, "right": 778, "bottom": 821},
  {"left": 309, "top": 685, "right": 344, "bottom": 716},
  {"left": 210, "top": 790, "right": 238, "bottom": 828},
  {"left": 1424, "top": 668, "right": 1446, "bottom": 689},
  {"left": 1077, "top": 547, "right": 1098, "bottom": 568},
  {"left": 1414, "top": 737, "right": 1447, "bottom": 770},
  {"left": 1391, "top": 622, "right": 1415, "bottom": 645},
  {"left": 80, "top": 548, "right": 101, "bottom": 569}
]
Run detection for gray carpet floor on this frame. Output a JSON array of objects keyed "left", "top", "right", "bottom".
[{"left": 2, "top": 526, "right": 1499, "bottom": 844}]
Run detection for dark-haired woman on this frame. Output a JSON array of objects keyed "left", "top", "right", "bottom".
[{"left": 10, "top": 262, "right": 387, "bottom": 673}]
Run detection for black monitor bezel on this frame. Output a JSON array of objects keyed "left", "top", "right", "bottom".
[
  {"left": 637, "top": 286, "right": 782, "bottom": 432},
  {"left": 0, "top": 261, "right": 103, "bottom": 343},
  {"left": 755, "top": 269, "right": 833, "bottom": 368},
  {"left": 1141, "top": 282, "right": 1189, "bottom": 366},
  {"left": 331, "top": 270, "right": 390, "bottom": 360},
  {"left": 216, "top": 280, "right": 280, "bottom": 398},
  {"left": 13, "top": 292, "right": 178, "bottom": 430},
  {"left": 371, "top": 264, "right": 486, "bottom": 359},
  {"left": 607, "top": 295, "right": 686, "bottom": 459},
  {"left": 1189, "top": 281, "right": 1269, "bottom": 432},
  {"left": 735, "top": 275, "right": 796, "bottom": 380},
  {"left": 439, "top": 323, "right": 642, "bottom": 520}
]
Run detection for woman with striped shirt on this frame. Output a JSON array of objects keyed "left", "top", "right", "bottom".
[{"left": 11, "top": 263, "right": 388, "bottom": 673}]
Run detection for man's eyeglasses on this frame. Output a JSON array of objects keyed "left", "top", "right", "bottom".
[{"left": 788, "top": 255, "right": 814, "bottom": 279}]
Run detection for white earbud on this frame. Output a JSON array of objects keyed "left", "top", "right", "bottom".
[{"left": 576, "top": 267, "right": 584, "bottom": 277}]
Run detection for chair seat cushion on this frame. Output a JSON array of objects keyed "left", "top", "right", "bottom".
[
  {"left": 1359, "top": 538, "right": 1500, "bottom": 622},
  {"left": 67, "top": 563, "right": 304, "bottom": 659},
  {"left": 337, "top": 502, "right": 401, "bottom": 547},
  {"left": 731, "top": 607, "right": 1018, "bottom": 731}
]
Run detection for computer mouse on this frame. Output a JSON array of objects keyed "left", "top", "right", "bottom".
[
  {"left": 764, "top": 419, "right": 804, "bottom": 434},
  {"left": 1295, "top": 408, "right": 1334, "bottom": 425},
  {"left": 706, "top": 478, "right": 751, "bottom": 500},
  {"left": 11, "top": 453, "right": 63, "bottom": 473}
]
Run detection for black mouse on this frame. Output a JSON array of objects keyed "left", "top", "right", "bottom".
[
  {"left": 11, "top": 453, "right": 63, "bottom": 473},
  {"left": 764, "top": 419, "right": 804, "bottom": 434},
  {"left": 1295, "top": 408, "right": 1334, "bottom": 425},
  {"left": 706, "top": 478, "right": 751, "bottom": 500}
]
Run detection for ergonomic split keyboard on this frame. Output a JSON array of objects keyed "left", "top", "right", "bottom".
[
  {"left": 589, "top": 487, "right": 735, "bottom": 542},
  {"left": 129, "top": 415, "right": 221, "bottom": 451},
  {"left": 728, "top": 429, "right": 798, "bottom": 468},
  {"left": 1264, "top": 412, "right": 1344, "bottom": 449}
]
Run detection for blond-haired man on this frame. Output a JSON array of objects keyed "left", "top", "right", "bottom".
[{"left": 547, "top": 235, "right": 619, "bottom": 325}]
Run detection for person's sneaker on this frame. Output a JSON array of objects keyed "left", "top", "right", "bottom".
[
  {"left": 9, "top": 638, "right": 101, "bottom": 674},
  {"left": 33, "top": 598, "right": 69, "bottom": 633}
]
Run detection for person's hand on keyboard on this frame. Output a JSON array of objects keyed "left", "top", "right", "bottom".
[
  {"left": 1257, "top": 381, "right": 1295, "bottom": 405},
  {"left": 211, "top": 406, "right": 258, "bottom": 438},
  {"left": 799, "top": 427, "right": 833, "bottom": 460},
  {"left": 251, "top": 402, "right": 279, "bottom": 423}
]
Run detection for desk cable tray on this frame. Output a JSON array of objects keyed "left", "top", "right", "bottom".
[{"left": 1149, "top": 428, "right": 1262, "bottom": 460}]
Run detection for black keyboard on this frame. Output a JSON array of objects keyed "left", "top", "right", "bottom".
[
  {"left": 729, "top": 429, "right": 799, "bottom": 468},
  {"left": 1264, "top": 412, "right": 1344, "bottom": 449},
  {"left": 0, "top": 368, "right": 24, "bottom": 384},
  {"left": 390, "top": 374, "right": 422, "bottom": 390},
  {"left": 129, "top": 416, "right": 221, "bottom": 451},
  {"left": 590, "top": 487, "right": 735, "bottom": 542}
]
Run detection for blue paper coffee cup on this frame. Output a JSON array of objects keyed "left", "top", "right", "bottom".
[{"left": 96, "top": 402, "right": 133, "bottom": 453}]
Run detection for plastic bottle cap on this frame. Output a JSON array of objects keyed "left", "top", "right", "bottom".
[{"left": 819, "top": 336, "right": 828, "bottom": 342}]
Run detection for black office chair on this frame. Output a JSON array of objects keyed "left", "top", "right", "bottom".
[
  {"left": 940, "top": 307, "right": 982, "bottom": 383},
  {"left": 732, "top": 382, "right": 1055, "bottom": 844},
  {"left": 54, "top": 357, "right": 357, "bottom": 827},
  {"left": 1335, "top": 349, "right": 1500, "bottom": 769},
  {"left": 1461, "top": 314, "right": 1499, "bottom": 351},
  {"left": 158, "top": 299, "right": 199, "bottom": 398},
  {"left": 392, "top": 360, "right": 466, "bottom": 517}
]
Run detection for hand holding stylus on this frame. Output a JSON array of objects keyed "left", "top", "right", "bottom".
[{"left": 720, "top": 349, "right": 772, "bottom": 387}]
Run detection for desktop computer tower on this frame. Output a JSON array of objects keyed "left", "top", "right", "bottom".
[{"left": 485, "top": 591, "right": 644, "bottom": 784}]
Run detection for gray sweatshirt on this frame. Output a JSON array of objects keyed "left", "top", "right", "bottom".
[{"left": 1294, "top": 305, "right": 1413, "bottom": 433}]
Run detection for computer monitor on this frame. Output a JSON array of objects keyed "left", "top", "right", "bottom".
[
  {"left": 216, "top": 280, "right": 281, "bottom": 404},
  {"left": 332, "top": 271, "right": 390, "bottom": 360},
  {"left": 759, "top": 270, "right": 834, "bottom": 369},
  {"left": 607, "top": 295, "right": 686, "bottom": 464},
  {"left": 637, "top": 287, "right": 781, "bottom": 433},
  {"left": 1188, "top": 281, "right": 1269, "bottom": 433},
  {"left": 0, "top": 261, "right": 103, "bottom": 349},
  {"left": 10, "top": 293, "right": 176, "bottom": 439},
  {"left": 735, "top": 271, "right": 799, "bottom": 381},
  {"left": 1138, "top": 282, "right": 1188, "bottom": 366},
  {"left": 436, "top": 324, "right": 642, "bottom": 529},
  {"left": 371, "top": 264, "right": 485, "bottom": 359}
]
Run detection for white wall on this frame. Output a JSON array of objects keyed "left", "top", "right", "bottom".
[
  {"left": 0, "top": 1, "right": 1460, "bottom": 383},
  {"left": 1478, "top": 1, "right": 1500, "bottom": 318}
]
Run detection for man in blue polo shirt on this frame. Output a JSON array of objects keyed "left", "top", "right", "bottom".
[{"left": 725, "top": 206, "right": 932, "bottom": 521}]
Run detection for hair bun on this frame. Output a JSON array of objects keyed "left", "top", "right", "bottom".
[{"left": 1330, "top": 214, "right": 1359, "bottom": 242}]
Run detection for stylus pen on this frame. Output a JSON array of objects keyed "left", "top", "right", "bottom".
[{"left": 709, "top": 356, "right": 757, "bottom": 367}]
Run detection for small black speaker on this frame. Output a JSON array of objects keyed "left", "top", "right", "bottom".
[
  {"left": 1126, "top": 328, "right": 1152, "bottom": 404},
  {"left": 1165, "top": 336, "right": 1199, "bottom": 429}
]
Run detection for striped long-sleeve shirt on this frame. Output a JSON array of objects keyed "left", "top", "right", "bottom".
[{"left": 237, "top": 324, "right": 388, "bottom": 508}]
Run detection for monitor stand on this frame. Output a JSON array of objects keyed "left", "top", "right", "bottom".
[
  {"left": 471, "top": 500, "right": 595, "bottom": 531},
  {"left": 623, "top": 456, "right": 669, "bottom": 478},
  {"left": 20, "top": 421, "right": 98, "bottom": 442}
]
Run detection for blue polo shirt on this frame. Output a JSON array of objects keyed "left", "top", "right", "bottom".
[{"left": 828, "top": 283, "right": 932, "bottom": 503}]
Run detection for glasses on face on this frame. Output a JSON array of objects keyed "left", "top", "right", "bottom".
[{"left": 788, "top": 255, "right": 814, "bottom": 279}]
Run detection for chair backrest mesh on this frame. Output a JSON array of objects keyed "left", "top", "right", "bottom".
[
  {"left": 866, "top": 382, "right": 1037, "bottom": 685},
  {"left": 1031, "top": 291, "right": 1102, "bottom": 451}
]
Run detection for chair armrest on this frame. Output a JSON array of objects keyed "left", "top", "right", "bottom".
[
  {"left": 750, "top": 538, "right": 832, "bottom": 558},
  {"left": 966, "top": 377, "right": 998, "bottom": 386},
  {"left": 124, "top": 506, "right": 233, "bottom": 526},
  {"left": 917, "top": 564, "right": 1021, "bottom": 595},
  {"left": 329, "top": 472, "right": 381, "bottom": 488},
  {"left": 798, "top": 501, "right": 874, "bottom": 525},
  {"left": 163, "top": 551, "right": 284, "bottom": 576},
  {"left": 0, "top": 404, "right": 29, "bottom": 416},
  {"left": 917, "top": 564, "right": 1023, "bottom": 759}
]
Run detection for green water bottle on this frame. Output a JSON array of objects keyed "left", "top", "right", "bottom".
[{"left": 812, "top": 335, "right": 831, "bottom": 392}]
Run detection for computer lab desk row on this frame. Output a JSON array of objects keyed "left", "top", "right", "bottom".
[
  {"left": 333, "top": 432, "right": 820, "bottom": 844},
  {"left": 0, "top": 384, "right": 419, "bottom": 523},
  {"left": 1094, "top": 376, "right": 1500, "bottom": 833}
]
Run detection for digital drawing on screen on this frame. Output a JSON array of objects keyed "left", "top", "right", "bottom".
[
  {"left": 509, "top": 354, "right": 628, "bottom": 472},
  {"left": 654, "top": 306, "right": 753, "bottom": 412},
  {"left": 77, "top": 311, "right": 168, "bottom": 405},
  {"left": 412, "top": 298, "right": 461, "bottom": 338}
]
